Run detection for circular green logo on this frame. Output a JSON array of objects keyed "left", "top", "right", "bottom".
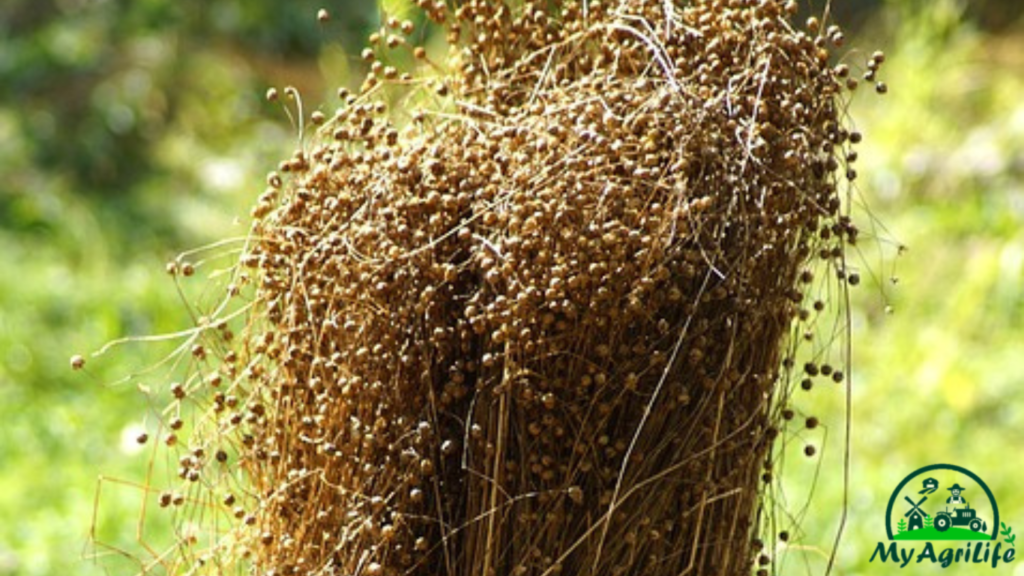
[{"left": 885, "top": 464, "right": 999, "bottom": 541}]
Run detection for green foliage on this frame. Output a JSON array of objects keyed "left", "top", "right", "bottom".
[
  {"left": 0, "top": 0, "right": 372, "bottom": 200},
  {"left": 0, "top": 2, "right": 372, "bottom": 575},
  {"left": 778, "top": 1, "right": 1024, "bottom": 573},
  {"left": 925, "top": 514, "right": 934, "bottom": 529},
  {"left": 0, "top": 193, "right": 189, "bottom": 576},
  {"left": 897, "top": 519, "right": 908, "bottom": 534}
]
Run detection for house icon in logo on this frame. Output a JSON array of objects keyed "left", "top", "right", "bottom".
[{"left": 904, "top": 496, "right": 928, "bottom": 532}]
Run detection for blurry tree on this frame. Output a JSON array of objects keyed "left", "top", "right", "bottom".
[{"left": 0, "top": 0, "right": 375, "bottom": 225}]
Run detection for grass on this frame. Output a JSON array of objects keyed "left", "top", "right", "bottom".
[
  {"left": 0, "top": 46, "right": 290, "bottom": 575},
  {"left": 895, "top": 526, "right": 991, "bottom": 541},
  {"left": 0, "top": 203, "right": 189, "bottom": 576}
]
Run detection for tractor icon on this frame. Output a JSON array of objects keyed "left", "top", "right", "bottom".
[{"left": 934, "top": 505, "right": 987, "bottom": 533}]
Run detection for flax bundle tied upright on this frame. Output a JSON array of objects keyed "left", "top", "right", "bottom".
[{"left": 158, "top": 0, "right": 868, "bottom": 574}]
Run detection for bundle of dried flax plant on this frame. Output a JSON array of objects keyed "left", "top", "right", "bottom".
[{"left": 87, "top": 1, "right": 886, "bottom": 575}]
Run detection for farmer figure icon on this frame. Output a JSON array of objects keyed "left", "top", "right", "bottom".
[
  {"left": 932, "top": 482, "right": 987, "bottom": 533},
  {"left": 947, "top": 483, "right": 967, "bottom": 506}
]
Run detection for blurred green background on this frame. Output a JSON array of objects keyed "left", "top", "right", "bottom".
[{"left": 1, "top": 0, "right": 1022, "bottom": 574}]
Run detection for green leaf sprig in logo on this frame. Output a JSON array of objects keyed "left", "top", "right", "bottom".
[{"left": 1001, "top": 523, "right": 1015, "bottom": 548}]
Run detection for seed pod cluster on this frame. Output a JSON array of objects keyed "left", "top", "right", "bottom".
[{"left": 129, "top": 0, "right": 878, "bottom": 574}]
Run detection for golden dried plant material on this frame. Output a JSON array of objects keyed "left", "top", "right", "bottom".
[{"left": 97, "top": 1, "right": 882, "bottom": 575}]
